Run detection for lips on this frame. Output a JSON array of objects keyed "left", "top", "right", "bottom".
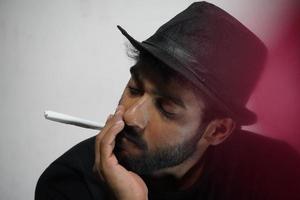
[
  {"left": 114, "top": 135, "right": 144, "bottom": 157},
  {"left": 121, "top": 136, "right": 139, "bottom": 149},
  {"left": 123, "top": 133, "right": 138, "bottom": 144},
  {"left": 115, "top": 133, "right": 137, "bottom": 150}
]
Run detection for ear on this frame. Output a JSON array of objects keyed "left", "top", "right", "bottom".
[{"left": 202, "top": 118, "right": 236, "bottom": 146}]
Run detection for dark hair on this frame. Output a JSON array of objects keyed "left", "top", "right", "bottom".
[{"left": 126, "top": 44, "right": 230, "bottom": 124}]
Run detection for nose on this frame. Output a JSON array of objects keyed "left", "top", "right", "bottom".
[{"left": 123, "top": 95, "right": 150, "bottom": 130}]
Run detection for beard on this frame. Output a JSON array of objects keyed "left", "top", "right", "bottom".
[{"left": 113, "top": 124, "right": 202, "bottom": 175}]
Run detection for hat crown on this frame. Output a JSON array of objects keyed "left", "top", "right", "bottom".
[{"left": 145, "top": 2, "right": 267, "bottom": 113}]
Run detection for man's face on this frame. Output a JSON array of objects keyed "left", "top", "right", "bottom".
[{"left": 114, "top": 65, "right": 206, "bottom": 175}]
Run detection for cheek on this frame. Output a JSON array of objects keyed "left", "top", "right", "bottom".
[{"left": 143, "top": 116, "right": 200, "bottom": 151}]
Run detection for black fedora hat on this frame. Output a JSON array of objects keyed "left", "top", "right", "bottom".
[{"left": 117, "top": 2, "right": 267, "bottom": 125}]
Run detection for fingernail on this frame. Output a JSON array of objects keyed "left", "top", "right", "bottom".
[{"left": 106, "top": 114, "right": 113, "bottom": 121}]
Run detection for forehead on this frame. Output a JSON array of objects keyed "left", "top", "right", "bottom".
[
  {"left": 130, "top": 59, "right": 191, "bottom": 89},
  {"left": 129, "top": 63, "right": 205, "bottom": 110}
]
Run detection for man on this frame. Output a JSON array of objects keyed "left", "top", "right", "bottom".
[{"left": 35, "top": 2, "right": 300, "bottom": 200}]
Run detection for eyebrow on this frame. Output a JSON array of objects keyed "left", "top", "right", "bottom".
[{"left": 129, "top": 66, "right": 186, "bottom": 109}]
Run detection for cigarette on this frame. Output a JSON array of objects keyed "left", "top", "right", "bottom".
[{"left": 44, "top": 110, "right": 103, "bottom": 130}]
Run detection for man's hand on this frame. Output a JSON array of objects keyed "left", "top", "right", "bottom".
[{"left": 94, "top": 105, "right": 148, "bottom": 200}]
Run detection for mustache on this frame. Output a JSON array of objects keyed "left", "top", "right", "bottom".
[{"left": 116, "top": 124, "right": 147, "bottom": 150}]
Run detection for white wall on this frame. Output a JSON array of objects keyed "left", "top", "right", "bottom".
[{"left": 0, "top": 1, "right": 294, "bottom": 199}]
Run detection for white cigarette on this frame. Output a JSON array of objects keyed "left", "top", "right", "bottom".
[{"left": 44, "top": 110, "right": 103, "bottom": 130}]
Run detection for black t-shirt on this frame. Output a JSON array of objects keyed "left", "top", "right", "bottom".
[{"left": 35, "top": 130, "right": 300, "bottom": 200}]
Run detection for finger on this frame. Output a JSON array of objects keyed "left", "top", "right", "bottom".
[
  {"left": 96, "top": 106, "right": 122, "bottom": 146},
  {"left": 94, "top": 113, "right": 116, "bottom": 177},
  {"left": 101, "top": 105, "right": 124, "bottom": 143},
  {"left": 97, "top": 114, "right": 114, "bottom": 141},
  {"left": 95, "top": 111, "right": 117, "bottom": 154},
  {"left": 100, "top": 113, "right": 124, "bottom": 160},
  {"left": 99, "top": 121, "right": 124, "bottom": 177},
  {"left": 94, "top": 106, "right": 124, "bottom": 176},
  {"left": 100, "top": 106, "right": 125, "bottom": 161},
  {"left": 94, "top": 114, "right": 113, "bottom": 169},
  {"left": 100, "top": 105, "right": 122, "bottom": 134},
  {"left": 98, "top": 114, "right": 114, "bottom": 135}
]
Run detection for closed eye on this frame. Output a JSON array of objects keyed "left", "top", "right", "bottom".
[{"left": 155, "top": 98, "right": 177, "bottom": 119}]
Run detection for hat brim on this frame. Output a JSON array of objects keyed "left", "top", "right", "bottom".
[{"left": 117, "top": 25, "right": 257, "bottom": 125}]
